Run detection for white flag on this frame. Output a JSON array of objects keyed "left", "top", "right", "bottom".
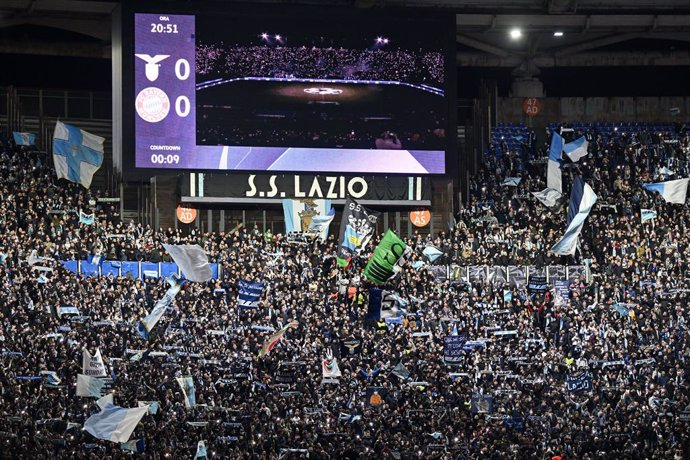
[
  {"left": 82, "top": 348, "right": 108, "bottom": 377},
  {"left": 162, "top": 244, "right": 212, "bottom": 282},
  {"left": 531, "top": 188, "right": 562, "bottom": 208}
]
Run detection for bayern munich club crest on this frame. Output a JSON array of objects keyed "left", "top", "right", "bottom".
[{"left": 136, "top": 87, "right": 170, "bottom": 123}]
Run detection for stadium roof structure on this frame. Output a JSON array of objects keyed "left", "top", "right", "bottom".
[{"left": 0, "top": 0, "right": 689, "bottom": 70}]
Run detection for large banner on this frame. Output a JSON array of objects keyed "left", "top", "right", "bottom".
[{"left": 336, "top": 198, "right": 380, "bottom": 267}]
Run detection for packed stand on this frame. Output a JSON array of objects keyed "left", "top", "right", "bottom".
[
  {"left": 196, "top": 45, "right": 445, "bottom": 87},
  {"left": 0, "top": 122, "right": 689, "bottom": 460}
]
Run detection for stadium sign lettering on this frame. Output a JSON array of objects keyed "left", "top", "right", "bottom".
[{"left": 245, "top": 175, "right": 368, "bottom": 199}]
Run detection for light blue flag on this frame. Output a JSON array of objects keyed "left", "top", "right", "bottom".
[
  {"left": 308, "top": 207, "right": 335, "bottom": 240},
  {"left": 13, "top": 132, "right": 36, "bottom": 146},
  {"left": 564, "top": 136, "right": 589, "bottom": 162},
  {"left": 422, "top": 246, "right": 443, "bottom": 263},
  {"left": 84, "top": 403, "right": 149, "bottom": 443},
  {"left": 79, "top": 210, "right": 95, "bottom": 225},
  {"left": 547, "top": 131, "right": 564, "bottom": 193},
  {"left": 195, "top": 440, "right": 208, "bottom": 458},
  {"left": 502, "top": 177, "right": 521, "bottom": 186},
  {"left": 52, "top": 121, "right": 104, "bottom": 189},
  {"left": 640, "top": 209, "right": 657, "bottom": 223},
  {"left": 136, "top": 281, "right": 185, "bottom": 339},
  {"left": 551, "top": 176, "right": 597, "bottom": 256},
  {"left": 176, "top": 376, "right": 196, "bottom": 408},
  {"left": 643, "top": 178, "right": 689, "bottom": 204},
  {"left": 76, "top": 374, "right": 110, "bottom": 397}
]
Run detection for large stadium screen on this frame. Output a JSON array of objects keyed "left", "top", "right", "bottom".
[{"left": 128, "top": 6, "right": 454, "bottom": 174}]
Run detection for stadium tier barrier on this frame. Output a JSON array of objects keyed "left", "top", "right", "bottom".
[
  {"left": 59, "top": 260, "right": 221, "bottom": 280},
  {"left": 431, "top": 264, "right": 589, "bottom": 285}
]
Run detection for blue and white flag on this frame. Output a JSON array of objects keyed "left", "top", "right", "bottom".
[
  {"left": 563, "top": 135, "right": 588, "bottom": 162},
  {"left": 84, "top": 403, "right": 149, "bottom": 443},
  {"left": 195, "top": 440, "right": 208, "bottom": 458},
  {"left": 643, "top": 178, "right": 689, "bottom": 204},
  {"left": 52, "top": 121, "right": 104, "bottom": 189},
  {"left": 531, "top": 187, "right": 562, "bottom": 208},
  {"left": 282, "top": 199, "right": 332, "bottom": 236},
  {"left": 136, "top": 280, "right": 185, "bottom": 340},
  {"left": 138, "top": 401, "right": 159, "bottom": 415},
  {"left": 87, "top": 253, "right": 104, "bottom": 266},
  {"left": 97, "top": 393, "right": 114, "bottom": 410},
  {"left": 366, "top": 288, "right": 407, "bottom": 320},
  {"left": 422, "top": 246, "right": 443, "bottom": 263},
  {"left": 658, "top": 166, "right": 675, "bottom": 177},
  {"left": 13, "top": 132, "right": 36, "bottom": 146},
  {"left": 338, "top": 413, "right": 361, "bottom": 424},
  {"left": 641, "top": 209, "right": 657, "bottom": 223},
  {"left": 162, "top": 244, "right": 212, "bottom": 282},
  {"left": 237, "top": 279, "right": 265, "bottom": 309},
  {"left": 551, "top": 176, "right": 597, "bottom": 256},
  {"left": 79, "top": 210, "right": 95, "bottom": 225},
  {"left": 121, "top": 438, "right": 146, "bottom": 453},
  {"left": 40, "top": 370, "right": 62, "bottom": 387},
  {"left": 308, "top": 207, "right": 336, "bottom": 240},
  {"left": 566, "top": 372, "right": 593, "bottom": 393},
  {"left": 547, "top": 131, "right": 564, "bottom": 193},
  {"left": 76, "top": 374, "right": 110, "bottom": 398},
  {"left": 502, "top": 177, "right": 521, "bottom": 186},
  {"left": 176, "top": 376, "right": 196, "bottom": 408}
]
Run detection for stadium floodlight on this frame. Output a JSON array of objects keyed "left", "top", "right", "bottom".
[
  {"left": 554, "top": 31, "right": 564, "bottom": 37},
  {"left": 260, "top": 32, "right": 269, "bottom": 40},
  {"left": 509, "top": 28, "right": 522, "bottom": 39}
]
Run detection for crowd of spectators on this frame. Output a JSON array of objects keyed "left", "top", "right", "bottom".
[
  {"left": 197, "top": 120, "right": 446, "bottom": 150},
  {"left": 196, "top": 44, "right": 444, "bottom": 87},
  {"left": 0, "top": 121, "right": 689, "bottom": 460}
]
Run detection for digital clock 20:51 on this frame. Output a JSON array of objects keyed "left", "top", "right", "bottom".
[{"left": 151, "top": 23, "right": 178, "bottom": 34}]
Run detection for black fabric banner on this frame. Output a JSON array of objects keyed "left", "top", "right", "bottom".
[{"left": 336, "top": 198, "right": 380, "bottom": 266}]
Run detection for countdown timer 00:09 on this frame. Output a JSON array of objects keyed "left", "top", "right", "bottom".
[{"left": 150, "top": 154, "right": 180, "bottom": 164}]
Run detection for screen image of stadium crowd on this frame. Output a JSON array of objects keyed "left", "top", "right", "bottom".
[{"left": 194, "top": 15, "right": 447, "bottom": 151}]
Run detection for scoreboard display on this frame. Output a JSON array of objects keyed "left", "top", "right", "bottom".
[{"left": 119, "top": 4, "right": 455, "bottom": 175}]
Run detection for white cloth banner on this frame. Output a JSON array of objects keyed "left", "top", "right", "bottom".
[
  {"left": 82, "top": 348, "right": 108, "bottom": 377},
  {"left": 162, "top": 244, "right": 212, "bottom": 282}
]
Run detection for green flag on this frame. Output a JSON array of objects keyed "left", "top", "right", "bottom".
[{"left": 364, "top": 230, "right": 410, "bottom": 285}]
